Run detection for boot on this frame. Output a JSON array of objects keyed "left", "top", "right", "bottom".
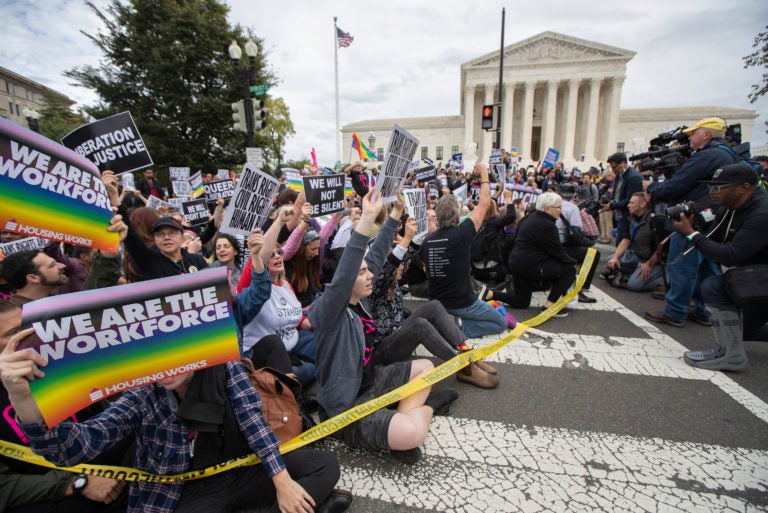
[
  {"left": 460, "top": 347, "right": 497, "bottom": 374},
  {"left": 683, "top": 306, "right": 748, "bottom": 370},
  {"left": 457, "top": 362, "right": 499, "bottom": 388}
]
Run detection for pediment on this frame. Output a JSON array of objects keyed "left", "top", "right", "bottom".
[{"left": 464, "top": 31, "right": 635, "bottom": 68}]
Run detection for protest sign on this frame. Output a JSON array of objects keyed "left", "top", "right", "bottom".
[
  {"left": 204, "top": 179, "right": 235, "bottom": 202},
  {"left": 452, "top": 152, "right": 462, "bottom": 163},
  {"left": 489, "top": 148, "right": 503, "bottom": 165},
  {"left": 542, "top": 148, "right": 560, "bottom": 169},
  {"left": 303, "top": 173, "right": 345, "bottom": 216},
  {"left": 505, "top": 183, "right": 542, "bottom": 205},
  {"left": 403, "top": 188, "right": 428, "bottom": 238},
  {"left": 19, "top": 268, "right": 240, "bottom": 427},
  {"left": 414, "top": 165, "right": 437, "bottom": 183},
  {"left": 493, "top": 162, "right": 507, "bottom": 179},
  {"left": 373, "top": 125, "right": 419, "bottom": 203},
  {"left": 469, "top": 184, "right": 481, "bottom": 204},
  {"left": 438, "top": 174, "right": 448, "bottom": 188},
  {"left": 246, "top": 147, "right": 263, "bottom": 169},
  {"left": 61, "top": 112, "right": 152, "bottom": 175},
  {"left": 428, "top": 182, "right": 440, "bottom": 199},
  {"left": 145, "top": 195, "right": 171, "bottom": 212},
  {"left": 0, "top": 118, "right": 120, "bottom": 252},
  {"left": 182, "top": 199, "right": 210, "bottom": 226},
  {"left": 217, "top": 168, "right": 230, "bottom": 180},
  {"left": 169, "top": 167, "right": 190, "bottom": 181},
  {"left": 0, "top": 236, "right": 47, "bottom": 258},
  {"left": 281, "top": 168, "right": 303, "bottom": 191},
  {"left": 344, "top": 176, "right": 354, "bottom": 197},
  {"left": 220, "top": 164, "right": 280, "bottom": 237},
  {"left": 121, "top": 173, "right": 135, "bottom": 191},
  {"left": 168, "top": 197, "right": 184, "bottom": 213},
  {"left": 172, "top": 180, "right": 191, "bottom": 198},
  {"left": 189, "top": 171, "right": 204, "bottom": 198},
  {"left": 453, "top": 183, "right": 467, "bottom": 204}
]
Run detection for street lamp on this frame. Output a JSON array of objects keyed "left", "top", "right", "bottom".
[
  {"left": 229, "top": 38, "right": 259, "bottom": 147},
  {"left": 23, "top": 107, "right": 40, "bottom": 133}
]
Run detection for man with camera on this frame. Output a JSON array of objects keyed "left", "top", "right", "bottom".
[
  {"left": 644, "top": 117, "right": 736, "bottom": 328},
  {"left": 670, "top": 163, "right": 768, "bottom": 369},
  {"left": 602, "top": 152, "right": 644, "bottom": 248}
]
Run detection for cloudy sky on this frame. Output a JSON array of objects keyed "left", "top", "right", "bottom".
[{"left": 2, "top": 0, "right": 766, "bottom": 165}]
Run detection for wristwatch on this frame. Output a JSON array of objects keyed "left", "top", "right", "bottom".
[{"left": 71, "top": 472, "right": 88, "bottom": 495}]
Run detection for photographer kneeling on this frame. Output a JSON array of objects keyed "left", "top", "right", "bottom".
[{"left": 671, "top": 164, "right": 768, "bottom": 370}]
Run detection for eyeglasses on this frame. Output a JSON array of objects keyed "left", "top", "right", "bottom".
[
  {"left": 154, "top": 229, "right": 181, "bottom": 238},
  {"left": 707, "top": 183, "right": 738, "bottom": 193},
  {"left": 552, "top": 204, "right": 562, "bottom": 209},
  {"left": 272, "top": 248, "right": 284, "bottom": 257}
]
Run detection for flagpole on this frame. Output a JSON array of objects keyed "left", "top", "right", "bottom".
[{"left": 334, "top": 17, "right": 341, "bottom": 165}]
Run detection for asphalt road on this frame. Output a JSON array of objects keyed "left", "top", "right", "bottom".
[{"left": 310, "top": 246, "right": 768, "bottom": 512}]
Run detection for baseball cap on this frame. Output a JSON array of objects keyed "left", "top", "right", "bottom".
[
  {"left": 700, "top": 163, "right": 758, "bottom": 186},
  {"left": 152, "top": 216, "right": 183, "bottom": 233},
  {"left": 557, "top": 182, "right": 577, "bottom": 199},
  {"left": 683, "top": 117, "right": 726, "bottom": 136}
]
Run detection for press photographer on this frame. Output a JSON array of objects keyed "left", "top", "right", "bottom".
[
  {"left": 670, "top": 164, "right": 768, "bottom": 370},
  {"left": 643, "top": 117, "right": 737, "bottom": 328}
]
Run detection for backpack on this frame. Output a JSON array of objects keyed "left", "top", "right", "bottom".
[
  {"left": 241, "top": 359, "right": 302, "bottom": 445},
  {"left": 714, "top": 142, "right": 763, "bottom": 176},
  {"left": 470, "top": 222, "right": 505, "bottom": 264},
  {"left": 559, "top": 214, "right": 585, "bottom": 247}
]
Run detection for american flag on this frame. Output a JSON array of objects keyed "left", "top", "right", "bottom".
[{"left": 336, "top": 27, "right": 353, "bottom": 48}]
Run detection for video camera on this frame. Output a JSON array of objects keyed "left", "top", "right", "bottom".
[{"left": 629, "top": 127, "right": 691, "bottom": 178}]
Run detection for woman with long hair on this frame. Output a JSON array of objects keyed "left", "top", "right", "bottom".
[
  {"left": 123, "top": 207, "right": 160, "bottom": 282},
  {"left": 209, "top": 233, "right": 243, "bottom": 294}
]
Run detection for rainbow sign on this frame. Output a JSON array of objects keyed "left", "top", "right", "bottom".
[
  {"left": 0, "top": 118, "right": 120, "bottom": 252},
  {"left": 20, "top": 268, "right": 240, "bottom": 427}
]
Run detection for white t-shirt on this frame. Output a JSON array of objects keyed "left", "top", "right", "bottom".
[{"left": 242, "top": 280, "right": 303, "bottom": 352}]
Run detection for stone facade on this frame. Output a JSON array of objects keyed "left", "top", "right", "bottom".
[
  {"left": 342, "top": 32, "right": 758, "bottom": 169},
  {"left": 1, "top": 66, "right": 73, "bottom": 131}
]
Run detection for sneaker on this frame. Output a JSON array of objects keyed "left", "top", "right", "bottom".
[
  {"left": 577, "top": 292, "right": 597, "bottom": 303},
  {"left": 457, "top": 363, "right": 499, "bottom": 389},
  {"left": 315, "top": 489, "right": 353, "bottom": 513},
  {"left": 686, "top": 311, "right": 713, "bottom": 327},
  {"left": 645, "top": 310, "right": 684, "bottom": 328},
  {"left": 390, "top": 447, "right": 422, "bottom": 465},
  {"left": 542, "top": 306, "right": 570, "bottom": 318},
  {"left": 425, "top": 388, "right": 460, "bottom": 414}
]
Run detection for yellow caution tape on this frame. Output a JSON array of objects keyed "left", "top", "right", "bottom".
[{"left": 0, "top": 250, "right": 596, "bottom": 481}]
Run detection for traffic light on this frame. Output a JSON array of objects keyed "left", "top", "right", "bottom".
[
  {"left": 231, "top": 101, "right": 246, "bottom": 132},
  {"left": 481, "top": 104, "right": 494, "bottom": 130},
  {"left": 252, "top": 99, "right": 267, "bottom": 131}
]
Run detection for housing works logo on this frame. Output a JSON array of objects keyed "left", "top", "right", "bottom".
[
  {"left": 89, "top": 388, "right": 104, "bottom": 402},
  {"left": 4, "top": 220, "right": 17, "bottom": 231}
]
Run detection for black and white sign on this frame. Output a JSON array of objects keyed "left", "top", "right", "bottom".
[
  {"left": 203, "top": 179, "right": 236, "bottom": 202},
  {"left": 403, "top": 188, "right": 428, "bottom": 238},
  {"left": 146, "top": 195, "right": 171, "bottom": 211},
  {"left": 169, "top": 167, "right": 190, "bottom": 181},
  {"left": 0, "top": 236, "right": 48, "bottom": 257},
  {"left": 61, "top": 112, "right": 152, "bottom": 175},
  {"left": 373, "top": 125, "right": 420, "bottom": 203},
  {"left": 121, "top": 173, "right": 135, "bottom": 191},
  {"left": 414, "top": 165, "right": 437, "bottom": 183},
  {"left": 217, "top": 169, "right": 230, "bottom": 180},
  {"left": 453, "top": 183, "right": 467, "bottom": 204},
  {"left": 182, "top": 199, "right": 209, "bottom": 226},
  {"left": 220, "top": 164, "right": 280, "bottom": 237},
  {"left": 172, "top": 180, "right": 191, "bottom": 198},
  {"left": 302, "top": 173, "right": 345, "bottom": 216}
]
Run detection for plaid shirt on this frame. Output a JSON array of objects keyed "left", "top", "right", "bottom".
[{"left": 21, "top": 361, "right": 284, "bottom": 513}]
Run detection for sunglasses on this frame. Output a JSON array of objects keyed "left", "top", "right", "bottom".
[
  {"left": 707, "top": 183, "right": 739, "bottom": 193},
  {"left": 271, "top": 248, "right": 284, "bottom": 257}
]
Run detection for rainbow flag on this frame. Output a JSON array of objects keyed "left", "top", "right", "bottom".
[
  {"left": 345, "top": 176, "right": 354, "bottom": 197},
  {"left": 190, "top": 170, "right": 204, "bottom": 198},
  {"left": 281, "top": 168, "right": 303, "bottom": 190},
  {"left": 0, "top": 118, "right": 120, "bottom": 252},
  {"left": 352, "top": 133, "right": 377, "bottom": 161},
  {"left": 20, "top": 268, "right": 240, "bottom": 427}
]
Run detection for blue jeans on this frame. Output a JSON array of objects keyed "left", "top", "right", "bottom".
[
  {"left": 664, "top": 232, "right": 721, "bottom": 323},
  {"left": 447, "top": 299, "right": 507, "bottom": 339},
  {"left": 292, "top": 330, "right": 317, "bottom": 386}
]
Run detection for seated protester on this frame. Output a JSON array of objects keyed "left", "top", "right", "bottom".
[
  {"left": 1, "top": 250, "right": 69, "bottom": 308},
  {"left": 209, "top": 233, "right": 244, "bottom": 295},
  {"left": 1, "top": 328, "right": 350, "bottom": 513},
  {"left": 470, "top": 200, "right": 516, "bottom": 286},
  {"left": 554, "top": 183, "right": 599, "bottom": 304},
  {"left": 43, "top": 241, "right": 90, "bottom": 295},
  {"left": 602, "top": 192, "right": 665, "bottom": 292},
  {"left": 506, "top": 192, "right": 578, "bottom": 317},
  {"left": 343, "top": 161, "right": 370, "bottom": 201},
  {"left": 421, "top": 163, "right": 507, "bottom": 338},
  {"left": 309, "top": 191, "right": 456, "bottom": 464},
  {"left": 369, "top": 216, "right": 499, "bottom": 389}
]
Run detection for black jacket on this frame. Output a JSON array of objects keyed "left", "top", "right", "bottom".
[{"left": 508, "top": 210, "right": 577, "bottom": 274}]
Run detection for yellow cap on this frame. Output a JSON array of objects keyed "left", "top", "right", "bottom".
[{"left": 683, "top": 117, "right": 726, "bottom": 135}]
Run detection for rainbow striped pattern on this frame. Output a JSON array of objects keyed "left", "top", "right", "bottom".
[
  {"left": 190, "top": 171, "right": 204, "bottom": 198},
  {"left": 281, "top": 168, "right": 303, "bottom": 191},
  {"left": 0, "top": 119, "right": 120, "bottom": 252},
  {"left": 352, "top": 133, "right": 377, "bottom": 161},
  {"left": 21, "top": 269, "right": 240, "bottom": 427}
]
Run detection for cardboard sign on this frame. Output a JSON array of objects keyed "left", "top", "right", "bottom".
[
  {"left": 182, "top": 199, "right": 209, "bottom": 226},
  {"left": 145, "top": 195, "right": 171, "bottom": 211},
  {"left": 246, "top": 147, "right": 263, "bottom": 170},
  {"left": 0, "top": 236, "right": 47, "bottom": 258},
  {"left": 172, "top": 180, "right": 191, "bottom": 198},
  {"left": 217, "top": 168, "right": 230, "bottom": 180},
  {"left": 453, "top": 183, "right": 467, "bottom": 204},
  {"left": 489, "top": 148, "right": 503, "bottom": 165},
  {"left": 0, "top": 118, "right": 120, "bottom": 252},
  {"left": 20, "top": 268, "right": 240, "bottom": 427},
  {"left": 403, "top": 188, "right": 428, "bottom": 238},
  {"left": 203, "top": 179, "right": 235, "bottom": 202},
  {"left": 220, "top": 164, "right": 280, "bottom": 237},
  {"left": 302, "top": 173, "right": 345, "bottom": 216},
  {"left": 61, "top": 112, "right": 152, "bottom": 175},
  {"left": 168, "top": 197, "right": 184, "bottom": 213},
  {"left": 542, "top": 148, "right": 560, "bottom": 169},
  {"left": 121, "top": 173, "right": 135, "bottom": 191},
  {"left": 169, "top": 167, "right": 191, "bottom": 181},
  {"left": 414, "top": 165, "right": 437, "bottom": 183},
  {"left": 373, "top": 125, "right": 420, "bottom": 203}
]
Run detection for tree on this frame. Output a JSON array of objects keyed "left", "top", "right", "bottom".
[
  {"left": 256, "top": 96, "right": 295, "bottom": 174},
  {"left": 743, "top": 26, "right": 767, "bottom": 135},
  {"left": 65, "top": 0, "right": 286, "bottom": 183},
  {"left": 37, "top": 94, "right": 89, "bottom": 142}
]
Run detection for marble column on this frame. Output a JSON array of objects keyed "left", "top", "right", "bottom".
[
  {"left": 604, "top": 77, "right": 624, "bottom": 158},
  {"left": 583, "top": 78, "right": 602, "bottom": 161},
  {"left": 563, "top": 79, "right": 579, "bottom": 162},
  {"left": 482, "top": 85, "right": 496, "bottom": 159},
  {"left": 502, "top": 82, "right": 515, "bottom": 152},
  {"left": 521, "top": 81, "right": 535, "bottom": 161},
  {"left": 464, "top": 84, "right": 476, "bottom": 148},
  {"left": 542, "top": 81, "right": 558, "bottom": 155}
]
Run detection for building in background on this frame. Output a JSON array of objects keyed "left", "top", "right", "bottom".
[
  {"left": 343, "top": 32, "right": 758, "bottom": 168},
  {"left": 1, "top": 66, "right": 74, "bottom": 132}
]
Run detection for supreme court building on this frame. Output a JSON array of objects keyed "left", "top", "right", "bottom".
[{"left": 342, "top": 32, "right": 758, "bottom": 168}]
